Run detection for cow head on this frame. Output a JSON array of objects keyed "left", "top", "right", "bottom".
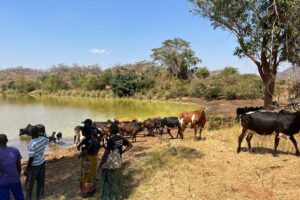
[{"left": 19, "top": 124, "right": 32, "bottom": 136}]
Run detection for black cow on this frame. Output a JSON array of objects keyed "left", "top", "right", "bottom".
[
  {"left": 236, "top": 106, "right": 266, "bottom": 121},
  {"left": 161, "top": 117, "right": 183, "bottom": 139},
  {"left": 237, "top": 111, "right": 300, "bottom": 157},
  {"left": 48, "top": 131, "right": 63, "bottom": 143},
  {"left": 92, "top": 120, "right": 112, "bottom": 130},
  {"left": 19, "top": 124, "right": 46, "bottom": 136}
]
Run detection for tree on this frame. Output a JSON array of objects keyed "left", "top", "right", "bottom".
[
  {"left": 195, "top": 67, "right": 210, "bottom": 79},
  {"left": 188, "top": 0, "right": 300, "bottom": 107},
  {"left": 151, "top": 38, "right": 201, "bottom": 79}
]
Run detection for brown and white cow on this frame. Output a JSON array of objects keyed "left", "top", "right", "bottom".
[{"left": 179, "top": 108, "right": 206, "bottom": 139}]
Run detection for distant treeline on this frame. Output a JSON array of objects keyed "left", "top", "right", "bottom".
[{"left": 0, "top": 62, "right": 273, "bottom": 100}]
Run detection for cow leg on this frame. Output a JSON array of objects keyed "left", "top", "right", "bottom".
[
  {"left": 289, "top": 135, "right": 300, "bottom": 156},
  {"left": 237, "top": 128, "right": 247, "bottom": 153},
  {"left": 199, "top": 125, "right": 204, "bottom": 139},
  {"left": 167, "top": 129, "right": 174, "bottom": 139},
  {"left": 274, "top": 133, "right": 280, "bottom": 157},
  {"left": 194, "top": 125, "right": 197, "bottom": 139},
  {"left": 246, "top": 132, "right": 254, "bottom": 153}
]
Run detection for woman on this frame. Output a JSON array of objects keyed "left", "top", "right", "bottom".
[
  {"left": 77, "top": 119, "right": 100, "bottom": 197},
  {"left": 98, "top": 122, "right": 132, "bottom": 200}
]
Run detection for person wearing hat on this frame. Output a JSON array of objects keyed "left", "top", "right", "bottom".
[
  {"left": 77, "top": 119, "right": 101, "bottom": 197},
  {"left": 0, "top": 134, "right": 25, "bottom": 200}
]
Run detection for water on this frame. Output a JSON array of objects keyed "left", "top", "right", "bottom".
[{"left": 0, "top": 95, "right": 199, "bottom": 158}]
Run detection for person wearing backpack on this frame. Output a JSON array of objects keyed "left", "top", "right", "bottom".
[
  {"left": 98, "top": 122, "right": 132, "bottom": 200},
  {"left": 77, "top": 119, "right": 101, "bottom": 197}
]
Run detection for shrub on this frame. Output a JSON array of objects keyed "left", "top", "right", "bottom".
[
  {"left": 14, "top": 80, "right": 40, "bottom": 93},
  {"left": 208, "top": 116, "right": 235, "bottom": 130},
  {"left": 69, "top": 73, "right": 86, "bottom": 88},
  {"left": 195, "top": 67, "right": 210, "bottom": 79},
  {"left": 225, "top": 87, "right": 237, "bottom": 100},
  {"left": 204, "top": 81, "right": 223, "bottom": 101},
  {"left": 190, "top": 82, "right": 207, "bottom": 97},
  {"left": 111, "top": 72, "right": 138, "bottom": 97},
  {"left": 42, "top": 76, "right": 69, "bottom": 92},
  {"left": 289, "top": 81, "right": 300, "bottom": 98},
  {"left": 219, "top": 67, "right": 239, "bottom": 78},
  {"left": 85, "top": 76, "right": 106, "bottom": 90}
]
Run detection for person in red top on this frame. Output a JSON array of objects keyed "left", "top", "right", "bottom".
[{"left": 0, "top": 134, "right": 25, "bottom": 200}]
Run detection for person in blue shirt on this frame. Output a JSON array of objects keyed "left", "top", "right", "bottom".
[{"left": 0, "top": 133, "right": 25, "bottom": 200}]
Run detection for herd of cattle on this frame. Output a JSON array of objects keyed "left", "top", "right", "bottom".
[{"left": 19, "top": 104, "right": 300, "bottom": 157}]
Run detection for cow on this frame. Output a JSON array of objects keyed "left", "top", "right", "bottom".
[
  {"left": 143, "top": 117, "right": 162, "bottom": 136},
  {"left": 118, "top": 121, "right": 144, "bottom": 142},
  {"left": 92, "top": 120, "right": 112, "bottom": 130},
  {"left": 237, "top": 111, "right": 300, "bottom": 157},
  {"left": 236, "top": 106, "right": 266, "bottom": 121},
  {"left": 117, "top": 118, "right": 138, "bottom": 123},
  {"left": 19, "top": 124, "right": 46, "bottom": 136},
  {"left": 161, "top": 117, "right": 182, "bottom": 139},
  {"left": 179, "top": 108, "right": 206, "bottom": 139},
  {"left": 48, "top": 131, "right": 63, "bottom": 143}
]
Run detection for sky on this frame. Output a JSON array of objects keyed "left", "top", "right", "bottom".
[{"left": 0, "top": 0, "right": 290, "bottom": 73}]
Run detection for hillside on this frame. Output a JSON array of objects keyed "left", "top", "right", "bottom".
[{"left": 278, "top": 66, "right": 300, "bottom": 80}]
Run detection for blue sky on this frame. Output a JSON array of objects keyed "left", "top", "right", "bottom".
[{"left": 0, "top": 0, "right": 289, "bottom": 73}]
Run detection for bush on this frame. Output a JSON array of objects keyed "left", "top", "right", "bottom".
[
  {"left": 190, "top": 82, "right": 207, "bottom": 97},
  {"left": 225, "top": 87, "right": 237, "bottom": 100},
  {"left": 42, "top": 76, "right": 69, "bottom": 92},
  {"left": 85, "top": 76, "right": 106, "bottom": 91},
  {"left": 111, "top": 72, "right": 138, "bottom": 97},
  {"left": 289, "top": 81, "right": 300, "bottom": 98},
  {"left": 204, "top": 81, "right": 223, "bottom": 101},
  {"left": 219, "top": 67, "right": 239, "bottom": 78},
  {"left": 195, "top": 67, "right": 210, "bottom": 79},
  {"left": 14, "top": 80, "right": 40, "bottom": 93},
  {"left": 69, "top": 73, "right": 86, "bottom": 88},
  {"left": 208, "top": 116, "right": 235, "bottom": 130}
]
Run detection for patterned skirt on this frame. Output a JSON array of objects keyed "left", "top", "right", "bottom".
[{"left": 79, "top": 155, "right": 97, "bottom": 197}]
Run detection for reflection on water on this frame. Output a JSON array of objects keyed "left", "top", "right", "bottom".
[{"left": 0, "top": 95, "right": 199, "bottom": 158}]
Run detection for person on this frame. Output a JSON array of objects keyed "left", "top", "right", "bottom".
[
  {"left": 0, "top": 134, "right": 25, "bottom": 200},
  {"left": 98, "top": 122, "right": 132, "bottom": 200},
  {"left": 77, "top": 119, "right": 101, "bottom": 197},
  {"left": 24, "top": 127, "right": 49, "bottom": 200}
]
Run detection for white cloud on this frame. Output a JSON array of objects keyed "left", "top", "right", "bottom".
[{"left": 89, "top": 48, "right": 110, "bottom": 55}]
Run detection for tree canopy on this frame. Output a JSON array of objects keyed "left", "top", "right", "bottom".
[
  {"left": 188, "top": 0, "right": 300, "bottom": 107},
  {"left": 151, "top": 38, "right": 201, "bottom": 80}
]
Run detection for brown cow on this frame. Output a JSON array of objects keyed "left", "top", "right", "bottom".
[
  {"left": 117, "top": 118, "right": 138, "bottom": 123},
  {"left": 118, "top": 121, "right": 144, "bottom": 142},
  {"left": 143, "top": 117, "right": 162, "bottom": 136},
  {"left": 179, "top": 108, "right": 206, "bottom": 139}
]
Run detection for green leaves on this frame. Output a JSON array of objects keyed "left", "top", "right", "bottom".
[{"left": 151, "top": 38, "right": 201, "bottom": 80}]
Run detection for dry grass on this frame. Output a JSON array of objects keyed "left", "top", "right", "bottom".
[
  {"left": 24, "top": 125, "right": 300, "bottom": 200},
  {"left": 123, "top": 126, "right": 300, "bottom": 200}
]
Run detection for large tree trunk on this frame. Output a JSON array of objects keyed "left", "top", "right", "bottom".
[{"left": 263, "top": 75, "right": 275, "bottom": 108}]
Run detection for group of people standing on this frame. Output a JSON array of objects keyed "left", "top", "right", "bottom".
[
  {"left": 0, "top": 119, "right": 132, "bottom": 200},
  {"left": 77, "top": 119, "right": 132, "bottom": 199}
]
